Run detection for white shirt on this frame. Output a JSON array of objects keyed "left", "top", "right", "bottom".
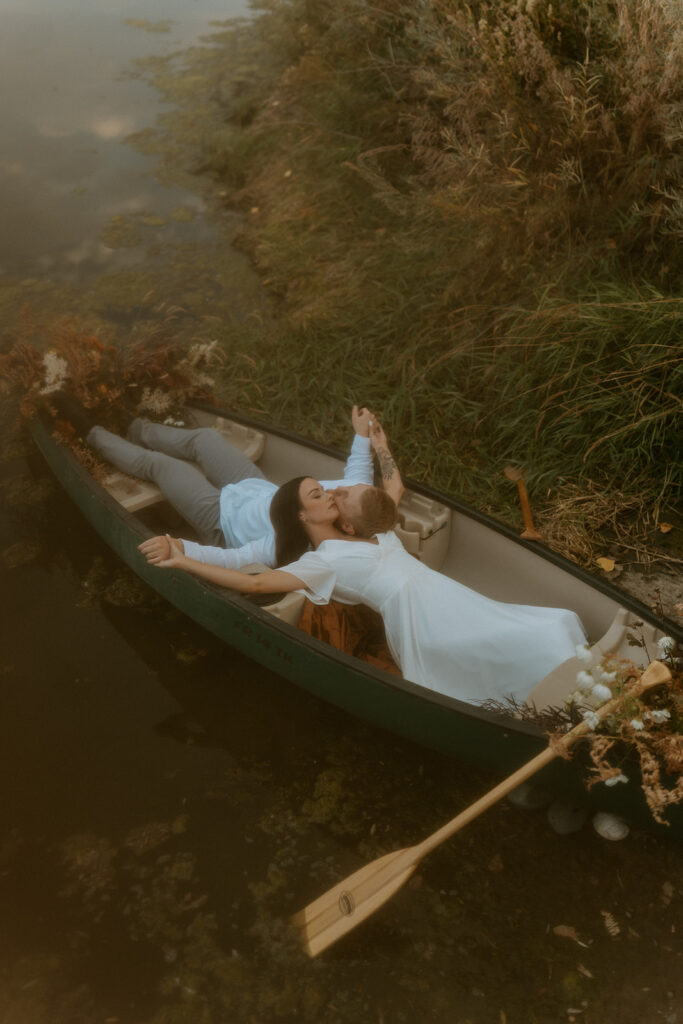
[{"left": 182, "top": 433, "right": 372, "bottom": 569}]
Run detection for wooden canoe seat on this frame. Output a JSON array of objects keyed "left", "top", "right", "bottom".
[
  {"left": 395, "top": 492, "right": 451, "bottom": 569},
  {"left": 525, "top": 605, "right": 658, "bottom": 710},
  {"left": 242, "top": 563, "right": 306, "bottom": 626},
  {"left": 103, "top": 418, "right": 266, "bottom": 512},
  {"left": 263, "top": 591, "right": 307, "bottom": 626},
  {"left": 102, "top": 473, "right": 168, "bottom": 513}
]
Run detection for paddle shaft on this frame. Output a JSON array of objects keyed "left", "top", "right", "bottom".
[{"left": 414, "top": 744, "right": 556, "bottom": 860}]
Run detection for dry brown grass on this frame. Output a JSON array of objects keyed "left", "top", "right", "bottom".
[{"left": 536, "top": 481, "right": 681, "bottom": 569}]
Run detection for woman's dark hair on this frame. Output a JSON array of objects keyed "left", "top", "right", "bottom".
[{"left": 270, "top": 476, "right": 310, "bottom": 567}]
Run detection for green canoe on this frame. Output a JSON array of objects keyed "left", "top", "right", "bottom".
[{"left": 31, "top": 403, "right": 683, "bottom": 837}]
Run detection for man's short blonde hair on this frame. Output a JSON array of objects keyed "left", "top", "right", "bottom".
[{"left": 354, "top": 487, "right": 398, "bottom": 537}]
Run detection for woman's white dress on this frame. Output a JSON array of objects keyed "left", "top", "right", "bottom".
[{"left": 284, "top": 531, "right": 586, "bottom": 705}]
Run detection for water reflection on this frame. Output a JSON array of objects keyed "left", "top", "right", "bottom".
[{"left": 0, "top": 0, "right": 249, "bottom": 276}]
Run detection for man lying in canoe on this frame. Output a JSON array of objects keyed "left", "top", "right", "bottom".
[
  {"left": 52, "top": 396, "right": 402, "bottom": 567},
  {"left": 132, "top": 415, "right": 404, "bottom": 571},
  {"left": 139, "top": 465, "right": 586, "bottom": 707}
]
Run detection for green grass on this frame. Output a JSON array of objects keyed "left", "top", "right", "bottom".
[{"left": 125, "top": 0, "right": 683, "bottom": 561}]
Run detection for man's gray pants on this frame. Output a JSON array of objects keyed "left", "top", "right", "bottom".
[{"left": 88, "top": 419, "right": 265, "bottom": 545}]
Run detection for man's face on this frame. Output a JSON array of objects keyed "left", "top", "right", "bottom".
[{"left": 327, "top": 484, "right": 371, "bottom": 533}]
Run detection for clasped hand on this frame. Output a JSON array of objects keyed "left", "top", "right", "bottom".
[
  {"left": 352, "top": 404, "right": 389, "bottom": 449},
  {"left": 138, "top": 534, "right": 185, "bottom": 568}
]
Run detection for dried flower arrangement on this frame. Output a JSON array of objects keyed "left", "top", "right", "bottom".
[
  {"left": 0, "top": 313, "right": 224, "bottom": 443},
  {"left": 555, "top": 634, "right": 682, "bottom": 825},
  {"left": 481, "top": 633, "right": 682, "bottom": 826}
]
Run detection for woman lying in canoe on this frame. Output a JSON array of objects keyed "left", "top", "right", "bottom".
[{"left": 139, "top": 476, "right": 587, "bottom": 707}]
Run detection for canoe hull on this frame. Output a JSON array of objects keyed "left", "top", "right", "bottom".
[{"left": 31, "top": 413, "right": 683, "bottom": 838}]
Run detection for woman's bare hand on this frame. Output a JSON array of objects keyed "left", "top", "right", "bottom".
[
  {"left": 138, "top": 534, "right": 186, "bottom": 568},
  {"left": 351, "top": 404, "right": 373, "bottom": 437}
]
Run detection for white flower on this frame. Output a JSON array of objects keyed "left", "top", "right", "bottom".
[
  {"left": 599, "top": 669, "right": 618, "bottom": 685},
  {"left": 39, "top": 351, "right": 70, "bottom": 395},
  {"left": 644, "top": 709, "right": 671, "bottom": 725},
  {"left": 567, "top": 690, "right": 586, "bottom": 706},
  {"left": 575, "top": 643, "right": 593, "bottom": 663},
  {"left": 629, "top": 719, "right": 645, "bottom": 731},
  {"left": 605, "top": 773, "right": 629, "bottom": 786},
  {"left": 657, "top": 636, "right": 675, "bottom": 656},
  {"left": 576, "top": 670, "right": 594, "bottom": 692},
  {"left": 590, "top": 683, "right": 613, "bottom": 705},
  {"left": 140, "top": 387, "right": 173, "bottom": 415},
  {"left": 186, "top": 339, "right": 220, "bottom": 367},
  {"left": 582, "top": 710, "right": 600, "bottom": 730}
]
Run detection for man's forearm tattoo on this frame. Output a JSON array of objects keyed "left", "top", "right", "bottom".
[{"left": 376, "top": 447, "right": 397, "bottom": 482}]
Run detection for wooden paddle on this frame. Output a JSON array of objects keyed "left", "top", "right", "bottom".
[
  {"left": 504, "top": 465, "right": 542, "bottom": 541},
  {"left": 290, "top": 660, "right": 671, "bottom": 957}
]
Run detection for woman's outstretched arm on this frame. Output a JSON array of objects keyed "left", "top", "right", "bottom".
[
  {"left": 141, "top": 533, "right": 278, "bottom": 570},
  {"left": 138, "top": 535, "right": 305, "bottom": 594}
]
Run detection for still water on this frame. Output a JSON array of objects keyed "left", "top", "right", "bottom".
[
  {"left": 0, "top": 0, "right": 249, "bottom": 277},
  {"left": 1, "top": 3, "right": 682, "bottom": 1022}
]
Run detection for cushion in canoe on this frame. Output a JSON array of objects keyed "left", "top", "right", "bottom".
[{"left": 395, "top": 492, "right": 451, "bottom": 570}]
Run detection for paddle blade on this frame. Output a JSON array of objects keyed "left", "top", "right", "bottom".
[{"left": 290, "top": 847, "right": 418, "bottom": 957}]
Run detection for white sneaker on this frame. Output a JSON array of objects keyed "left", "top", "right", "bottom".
[{"left": 592, "top": 811, "right": 630, "bottom": 841}]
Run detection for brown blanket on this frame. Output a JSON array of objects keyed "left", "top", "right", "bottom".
[{"left": 297, "top": 600, "right": 401, "bottom": 675}]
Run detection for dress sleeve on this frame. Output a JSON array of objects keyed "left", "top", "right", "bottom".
[{"left": 280, "top": 550, "right": 338, "bottom": 605}]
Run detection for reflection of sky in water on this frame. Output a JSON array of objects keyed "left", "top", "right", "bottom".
[{"left": 0, "top": 0, "right": 250, "bottom": 276}]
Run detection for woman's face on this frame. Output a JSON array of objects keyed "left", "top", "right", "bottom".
[{"left": 298, "top": 478, "right": 338, "bottom": 527}]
